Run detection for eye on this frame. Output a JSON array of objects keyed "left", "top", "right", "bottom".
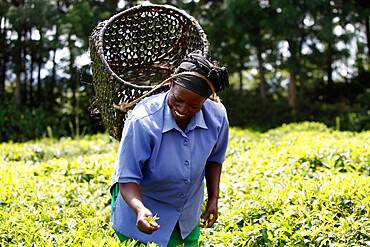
[{"left": 172, "top": 93, "right": 183, "bottom": 103}]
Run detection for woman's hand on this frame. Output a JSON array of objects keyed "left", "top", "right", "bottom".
[
  {"left": 119, "top": 183, "right": 160, "bottom": 234},
  {"left": 136, "top": 207, "right": 160, "bottom": 234},
  {"left": 199, "top": 198, "right": 218, "bottom": 228},
  {"left": 200, "top": 161, "right": 222, "bottom": 228}
]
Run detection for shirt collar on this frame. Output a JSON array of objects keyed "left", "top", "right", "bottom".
[{"left": 162, "top": 93, "right": 208, "bottom": 134}]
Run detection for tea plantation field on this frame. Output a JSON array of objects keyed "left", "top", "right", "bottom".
[{"left": 1, "top": 122, "right": 369, "bottom": 246}]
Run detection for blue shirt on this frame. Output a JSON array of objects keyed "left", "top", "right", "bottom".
[{"left": 110, "top": 91, "right": 229, "bottom": 246}]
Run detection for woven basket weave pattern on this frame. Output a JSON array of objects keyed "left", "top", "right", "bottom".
[{"left": 89, "top": 5, "right": 209, "bottom": 140}]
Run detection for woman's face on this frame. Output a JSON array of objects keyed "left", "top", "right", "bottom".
[{"left": 167, "top": 83, "right": 205, "bottom": 123}]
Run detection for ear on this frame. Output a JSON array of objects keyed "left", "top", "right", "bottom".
[{"left": 169, "top": 80, "right": 173, "bottom": 89}]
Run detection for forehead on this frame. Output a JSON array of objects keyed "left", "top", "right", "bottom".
[{"left": 171, "top": 83, "right": 205, "bottom": 105}]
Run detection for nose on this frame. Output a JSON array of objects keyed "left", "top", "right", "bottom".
[{"left": 177, "top": 103, "right": 188, "bottom": 115}]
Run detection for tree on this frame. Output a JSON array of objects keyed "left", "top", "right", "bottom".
[
  {"left": 0, "top": 1, "right": 11, "bottom": 96},
  {"left": 269, "top": 0, "right": 311, "bottom": 115},
  {"left": 55, "top": 0, "right": 119, "bottom": 134},
  {"left": 204, "top": 0, "right": 252, "bottom": 91},
  {"left": 7, "top": 0, "right": 27, "bottom": 106},
  {"left": 30, "top": 0, "right": 57, "bottom": 107},
  {"left": 225, "top": 0, "right": 277, "bottom": 98},
  {"left": 340, "top": 0, "right": 370, "bottom": 67}
]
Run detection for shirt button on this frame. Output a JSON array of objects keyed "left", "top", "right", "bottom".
[
  {"left": 183, "top": 140, "right": 188, "bottom": 146},
  {"left": 184, "top": 160, "right": 189, "bottom": 166},
  {"left": 180, "top": 194, "right": 185, "bottom": 198},
  {"left": 177, "top": 208, "right": 181, "bottom": 212},
  {"left": 184, "top": 179, "right": 189, "bottom": 184}
]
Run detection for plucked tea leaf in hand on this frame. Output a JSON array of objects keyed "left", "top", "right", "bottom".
[{"left": 147, "top": 214, "right": 159, "bottom": 224}]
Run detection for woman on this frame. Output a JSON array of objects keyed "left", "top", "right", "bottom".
[{"left": 110, "top": 50, "right": 229, "bottom": 246}]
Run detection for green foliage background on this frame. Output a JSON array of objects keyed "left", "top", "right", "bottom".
[
  {"left": 219, "top": 83, "right": 370, "bottom": 132},
  {"left": 1, "top": 122, "right": 369, "bottom": 246},
  {"left": 0, "top": 0, "right": 369, "bottom": 142}
]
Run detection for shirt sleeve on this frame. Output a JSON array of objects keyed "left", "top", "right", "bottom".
[
  {"left": 207, "top": 106, "right": 229, "bottom": 165},
  {"left": 112, "top": 115, "right": 152, "bottom": 185}
]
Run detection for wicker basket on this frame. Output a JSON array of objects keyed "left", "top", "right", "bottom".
[{"left": 89, "top": 4, "right": 209, "bottom": 140}]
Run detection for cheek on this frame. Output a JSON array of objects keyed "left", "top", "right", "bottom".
[
  {"left": 169, "top": 101, "right": 179, "bottom": 112},
  {"left": 189, "top": 108, "right": 201, "bottom": 115},
  {"left": 167, "top": 96, "right": 177, "bottom": 108}
]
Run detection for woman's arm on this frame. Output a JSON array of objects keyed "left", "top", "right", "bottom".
[
  {"left": 200, "top": 161, "right": 222, "bottom": 228},
  {"left": 119, "top": 183, "right": 160, "bottom": 234}
]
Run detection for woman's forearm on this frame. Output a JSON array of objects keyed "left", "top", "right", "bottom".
[
  {"left": 205, "top": 161, "right": 222, "bottom": 202},
  {"left": 200, "top": 161, "right": 222, "bottom": 228},
  {"left": 119, "top": 182, "right": 160, "bottom": 234},
  {"left": 119, "top": 182, "right": 146, "bottom": 215}
]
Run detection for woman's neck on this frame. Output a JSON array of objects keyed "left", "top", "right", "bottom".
[{"left": 176, "top": 117, "right": 191, "bottom": 132}]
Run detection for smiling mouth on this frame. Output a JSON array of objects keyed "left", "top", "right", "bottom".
[{"left": 174, "top": 110, "right": 186, "bottom": 117}]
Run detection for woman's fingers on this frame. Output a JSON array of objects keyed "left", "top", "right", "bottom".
[
  {"left": 199, "top": 202, "right": 218, "bottom": 228},
  {"left": 137, "top": 210, "right": 161, "bottom": 234}
]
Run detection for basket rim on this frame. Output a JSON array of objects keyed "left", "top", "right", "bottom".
[{"left": 96, "top": 3, "right": 209, "bottom": 90}]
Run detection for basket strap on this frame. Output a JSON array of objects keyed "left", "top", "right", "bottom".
[
  {"left": 114, "top": 71, "right": 218, "bottom": 112},
  {"left": 180, "top": 71, "right": 216, "bottom": 99}
]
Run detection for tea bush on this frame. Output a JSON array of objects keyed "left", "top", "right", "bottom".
[
  {"left": 200, "top": 122, "right": 370, "bottom": 246},
  {"left": 1, "top": 122, "right": 369, "bottom": 246}
]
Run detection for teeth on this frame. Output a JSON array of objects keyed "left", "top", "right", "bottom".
[{"left": 175, "top": 111, "right": 185, "bottom": 117}]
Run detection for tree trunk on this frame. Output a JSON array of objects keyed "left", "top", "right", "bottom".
[
  {"left": 0, "top": 57, "right": 5, "bottom": 95},
  {"left": 287, "top": 39, "right": 300, "bottom": 116},
  {"left": 326, "top": 42, "right": 333, "bottom": 87},
  {"left": 48, "top": 48, "right": 57, "bottom": 111},
  {"left": 68, "top": 33, "right": 79, "bottom": 137},
  {"left": 15, "top": 31, "right": 23, "bottom": 106},
  {"left": 239, "top": 69, "right": 243, "bottom": 91},
  {"left": 256, "top": 47, "right": 267, "bottom": 98},
  {"left": 21, "top": 42, "right": 27, "bottom": 104},
  {"left": 29, "top": 52, "right": 35, "bottom": 107},
  {"left": 15, "top": 74, "right": 21, "bottom": 105},
  {"left": 75, "top": 69, "right": 80, "bottom": 138},
  {"left": 37, "top": 54, "right": 42, "bottom": 107},
  {"left": 366, "top": 17, "right": 370, "bottom": 61},
  {"left": 238, "top": 54, "right": 243, "bottom": 92},
  {"left": 288, "top": 73, "right": 297, "bottom": 115},
  {"left": 14, "top": 0, "right": 25, "bottom": 105},
  {"left": 49, "top": 25, "right": 60, "bottom": 111},
  {"left": 37, "top": 30, "right": 43, "bottom": 107},
  {"left": 0, "top": 16, "right": 7, "bottom": 96}
]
